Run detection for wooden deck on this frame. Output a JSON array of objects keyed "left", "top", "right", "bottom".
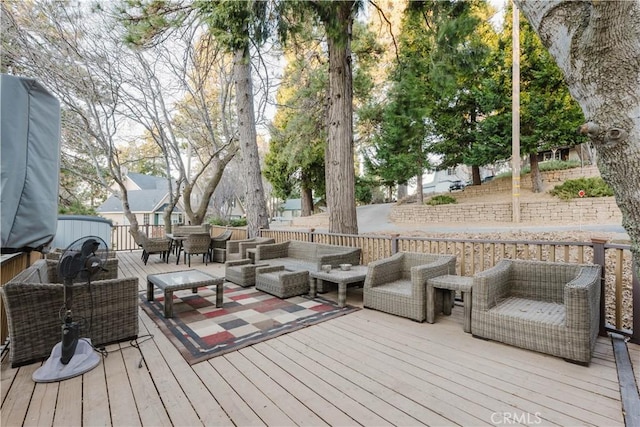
[{"left": 1, "top": 250, "right": 634, "bottom": 426}]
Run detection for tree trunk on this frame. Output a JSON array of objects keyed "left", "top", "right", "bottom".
[
  {"left": 397, "top": 184, "right": 407, "bottom": 200},
  {"left": 415, "top": 173, "right": 424, "bottom": 205},
  {"left": 325, "top": 1, "right": 358, "bottom": 235},
  {"left": 472, "top": 165, "right": 481, "bottom": 185},
  {"left": 529, "top": 153, "right": 543, "bottom": 193},
  {"left": 515, "top": 0, "right": 640, "bottom": 273},
  {"left": 233, "top": 47, "right": 269, "bottom": 238},
  {"left": 182, "top": 151, "right": 237, "bottom": 225},
  {"left": 301, "top": 185, "right": 313, "bottom": 216}
]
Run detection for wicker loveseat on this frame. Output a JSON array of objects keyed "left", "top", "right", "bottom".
[
  {"left": 363, "top": 252, "right": 457, "bottom": 322},
  {"left": 471, "top": 259, "right": 602, "bottom": 364},
  {"left": 0, "top": 259, "right": 139, "bottom": 367},
  {"left": 253, "top": 240, "right": 362, "bottom": 272}
]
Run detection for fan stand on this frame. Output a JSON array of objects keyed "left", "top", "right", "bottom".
[{"left": 33, "top": 278, "right": 101, "bottom": 383}]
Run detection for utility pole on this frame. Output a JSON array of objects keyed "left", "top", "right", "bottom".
[{"left": 512, "top": 1, "right": 521, "bottom": 223}]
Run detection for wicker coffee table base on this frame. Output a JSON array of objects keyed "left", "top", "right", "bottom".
[{"left": 147, "top": 270, "right": 224, "bottom": 318}]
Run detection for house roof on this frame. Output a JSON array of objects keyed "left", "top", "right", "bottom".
[
  {"left": 97, "top": 189, "right": 171, "bottom": 214},
  {"left": 127, "top": 172, "right": 169, "bottom": 190}
]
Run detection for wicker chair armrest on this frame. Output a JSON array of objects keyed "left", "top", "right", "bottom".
[
  {"left": 238, "top": 240, "right": 265, "bottom": 258},
  {"left": 255, "top": 242, "right": 290, "bottom": 261},
  {"left": 317, "top": 248, "right": 362, "bottom": 270},
  {"left": 256, "top": 265, "right": 285, "bottom": 274},
  {"left": 280, "top": 270, "right": 309, "bottom": 285},
  {"left": 364, "top": 253, "right": 403, "bottom": 289},
  {"left": 565, "top": 265, "right": 602, "bottom": 330},
  {"left": 411, "top": 255, "right": 457, "bottom": 283},
  {"left": 225, "top": 259, "right": 252, "bottom": 267},
  {"left": 226, "top": 239, "right": 246, "bottom": 253},
  {"left": 472, "top": 259, "right": 512, "bottom": 311}
]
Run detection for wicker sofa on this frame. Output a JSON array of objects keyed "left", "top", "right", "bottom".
[
  {"left": 363, "top": 252, "right": 457, "bottom": 322},
  {"left": 1, "top": 259, "right": 139, "bottom": 367},
  {"left": 471, "top": 259, "right": 602, "bottom": 364},
  {"left": 253, "top": 240, "right": 362, "bottom": 272}
]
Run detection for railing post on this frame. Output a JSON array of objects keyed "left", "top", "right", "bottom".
[
  {"left": 309, "top": 228, "right": 315, "bottom": 243},
  {"left": 391, "top": 234, "right": 400, "bottom": 255},
  {"left": 591, "top": 237, "right": 608, "bottom": 337},
  {"left": 632, "top": 258, "right": 640, "bottom": 344}
]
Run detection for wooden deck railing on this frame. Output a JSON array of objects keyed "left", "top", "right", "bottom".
[{"left": 8, "top": 224, "right": 632, "bottom": 344}]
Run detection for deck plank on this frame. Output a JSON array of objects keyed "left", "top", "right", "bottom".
[
  {"left": 224, "top": 350, "right": 329, "bottom": 426},
  {"left": 52, "top": 374, "right": 82, "bottom": 427},
  {"left": 240, "top": 344, "right": 358, "bottom": 426},
  {"left": 23, "top": 379, "right": 58, "bottom": 427},
  {"left": 281, "top": 330, "right": 490, "bottom": 426},
  {"left": 2, "top": 363, "right": 39, "bottom": 427},
  {"left": 136, "top": 312, "right": 207, "bottom": 427},
  {"left": 208, "top": 355, "right": 296, "bottom": 426},
  {"left": 103, "top": 343, "right": 140, "bottom": 427},
  {"left": 337, "top": 310, "right": 623, "bottom": 426},
  {"left": 82, "top": 352, "right": 111, "bottom": 427},
  {"left": 265, "top": 338, "right": 395, "bottom": 426},
  {"left": 0, "top": 250, "right": 629, "bottom": 427}
]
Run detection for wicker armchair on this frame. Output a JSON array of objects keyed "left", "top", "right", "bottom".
[
  {"left": 182, "top": 233, "right": 212, "bottom": 267},
  {"left": 472, "top": 259, "right": 602, "bottom": 365},
  {"left": 255, "top": 265, "right": 310, "bottom": 298},
  {"left": 225, "top": 259, "right": 270, "bottom": 287},
  {"left": 226, "top": 237, "right": 275, "bottom": 262},
  {"left": 209, "top": 229, "right": 233, "bottom": 263},
  {"left": 1, "top": 260, "right": 139, "bottom": 367},
  {"left": 363, "top": 252, "right": 456, "bottom": 322},
  {"left": 138, "top": 234, "right": 171, "bottom": 265}
]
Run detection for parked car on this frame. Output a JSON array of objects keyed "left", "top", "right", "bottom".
[
  {"left": 449, "top": 180, "right": 465, "bottom": 191},
  {"left": 481, "top": 175, "right": 495, "bottom": 183}
]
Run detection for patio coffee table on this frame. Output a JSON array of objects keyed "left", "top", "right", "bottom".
[
  {"left": 309, "top": 265, "right": 368, "bottom": 308},
  {"left": 147, "top": 269, "right": 224, "bottom": 318}
]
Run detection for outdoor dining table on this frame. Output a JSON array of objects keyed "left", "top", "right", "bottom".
[{"left": 165, "top": 233, "right": 186, "bottom": 263}]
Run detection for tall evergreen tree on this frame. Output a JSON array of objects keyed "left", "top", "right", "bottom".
[{"left": 481, "top": 5, "right": 586, "bottom": 192}]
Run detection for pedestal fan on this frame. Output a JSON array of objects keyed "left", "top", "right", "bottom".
[{"left": 33, "top": 236, "right": 109, "bottom": 383}]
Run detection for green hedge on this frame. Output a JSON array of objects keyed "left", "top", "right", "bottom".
[
  {"left": 427, "top": 195, "right": 457, "bottom": 206},
  {"left": 550, "top": 177, "right": 614, "bottom": 200}
]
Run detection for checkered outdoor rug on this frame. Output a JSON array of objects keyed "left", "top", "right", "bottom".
[{"left": 140, "top": 282, "right": 359, "bottom": 364}]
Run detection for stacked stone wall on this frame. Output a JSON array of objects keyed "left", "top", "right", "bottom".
[
  {"left": 389, "top": 197, "right": 622, "bottom": 225},
  {"left": 458, "top": 165, "right": 600, "bottom": 198}
]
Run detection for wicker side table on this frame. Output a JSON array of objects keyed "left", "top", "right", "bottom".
[{"left": 426, "top": 275, "right": 473, "bottom": 333}]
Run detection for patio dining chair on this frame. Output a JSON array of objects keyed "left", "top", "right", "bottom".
[
  {"left": 137, "top": 234, "right": 171, "bottom": 265},
  {"left": 209, "top": 229, "right": 233, "bottom": 263},
  {"left": 182, "top": 233, "right": 212, "bottom": 267}
]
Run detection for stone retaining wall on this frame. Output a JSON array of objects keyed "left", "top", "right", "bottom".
[
  {"left": 390, "top": 197, "right": 622, "bottom": 224},
  {"left": 458, "top": 165, "right": 600, "bottom": 198}
]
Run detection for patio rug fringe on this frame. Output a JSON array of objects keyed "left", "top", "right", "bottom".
[{"left": 140, "top": 282, "right": 360, "bottom": 365}]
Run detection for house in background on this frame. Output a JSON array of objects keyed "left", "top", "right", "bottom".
[
  {"left": 274, "top": 198, "right": 322, "bottom": 222},
  {"left": 97, "top": 172, "right": 183, "bottom": 226}
]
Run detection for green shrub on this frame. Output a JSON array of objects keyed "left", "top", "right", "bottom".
[
  {"left": 427, "top": 195, "right": 457, "bottom": 206},
  {"left": 229, "top": 218, "right": 247, "bottom": 227},
  {"left": 208, "top": 217, "right": 247, "bottom": 227},
  {"left": 496, "top": 160, "right": 581, "bottom": 179},
  {"left": 550, "top": 177, "right": 614, "bottom": 200}
]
